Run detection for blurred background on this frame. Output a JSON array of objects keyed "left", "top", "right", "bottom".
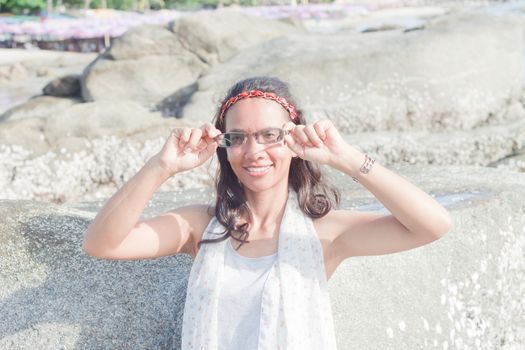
[{"left": 1, "top": 0, "right": 524, "bottom": 206}]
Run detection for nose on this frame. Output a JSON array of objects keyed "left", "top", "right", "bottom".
[{"left": 243, "top": 133, "right": 266, "bottom": 160}]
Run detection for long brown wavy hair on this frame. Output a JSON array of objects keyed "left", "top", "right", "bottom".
[{"left": 197, "top": 76, "right": 340, "bottom": 250}]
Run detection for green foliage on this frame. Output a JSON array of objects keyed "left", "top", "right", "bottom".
[
  {"left": 1, "top": 0, "right": 336, "bottom": 14},
  {"left": 0, "top": 0, "right": 45, "bottom": 14}
]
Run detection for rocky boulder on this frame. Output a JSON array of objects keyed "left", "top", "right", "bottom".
[
  {"left": 0, "top": 166, "right": 524, "bottom": 348},
  {"left": 170, "top": 8, "right": 303, "bottom": 65},
  {"left": 81, "top": 10, "right": 300, "bottom": 109},
  {"left": 0, "top": 96, "right": 81, "bottom": 123},
  {"left": 181, "top": 13, "right": 523, "bottom": 132},
  {"left": 0, "top": 118, "right": 49, "bottom": 156},
  {"left": 42, "top": 100, "right": 177, "bottom": 152},
  {"left": 105, "top": 24, "right": 189, "bottom": 61},
  {"left": 43, "top": 74, "right": 82, "bottom": 98},
  {"left": 81, "top": 50, "right": 206, "bottom": 109},
  {"left": 0, "top": 49, "right": 97, "bottom": 115}
]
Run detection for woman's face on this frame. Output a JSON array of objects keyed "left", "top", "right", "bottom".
[{"left": 224, "top": 97, "right": 295, "bottom": 194}]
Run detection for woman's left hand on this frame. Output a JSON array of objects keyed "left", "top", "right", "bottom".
[{"left": 283, "top": 120, "right": 349, "bottom": 166}]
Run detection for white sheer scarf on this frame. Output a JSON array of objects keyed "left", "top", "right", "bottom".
[{"left": 181, "top": 190, "right": 338, "bottom": 349}]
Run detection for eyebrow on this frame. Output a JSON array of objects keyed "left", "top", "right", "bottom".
[{"left": 226, "top": 126, "right": 280, "bottom": 132}]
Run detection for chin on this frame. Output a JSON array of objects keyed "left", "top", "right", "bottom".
[{"left": 238, "top": 176, "right": 288, "bottom": 195}]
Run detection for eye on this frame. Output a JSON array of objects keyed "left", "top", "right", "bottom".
[
  {"left": 228, "top": 133, "right": 245, "bottom": 145},
  {"left": 262, "top": 129, "right": 279, "bottom": 140}
]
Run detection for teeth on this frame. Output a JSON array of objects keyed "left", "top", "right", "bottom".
[{"left": 246, "top": 166, "right": 271, "bottom": 172}]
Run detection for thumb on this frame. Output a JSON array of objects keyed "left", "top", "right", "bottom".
[{"left": 198, "top": 140, "right": 218, "bottom": 162}]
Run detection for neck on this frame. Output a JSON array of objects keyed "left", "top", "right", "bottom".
[{"left": 243, "top": 185, "right": 290, "bottom": 237}]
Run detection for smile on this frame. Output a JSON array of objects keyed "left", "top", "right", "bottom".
[{"left": 243, "top": 165, "right": 273, "bottom": 176}]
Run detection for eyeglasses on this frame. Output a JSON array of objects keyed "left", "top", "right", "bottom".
[{"left": 214, "top": 127, "right": 290, "bottom": 148}]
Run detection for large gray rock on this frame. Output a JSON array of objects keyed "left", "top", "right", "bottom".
[
  {"left": 0, "top": 166, "right": 524, "bottom": 349},
  {"left": 106, "top": 24, "right": 189, "bottom": 61},
  {"left": 81, "top": 10, "right": 300, "bottom": 109},
  {"left": 0, "top": 49, "right": 96, "bottom": 115},
  {"left": 344, "top": 114, "right": 525, "bottom": 167},
  {"left": 42, "top": 74, "right": 82, "bottom": 98},
  {"left": 303, "top": 5, "right": 449, "bottom": 33},
  {"left": 0, "top": 117, "right": 49, "bottom": 156},
  {"left": 42, "top": 100, "right": 177, "bottom": 152},
  {"left": 181, "top": 13, "right": 523, "bottom": 132},
  {"left": 0, "top": 200, "right": 193, "bottom": 349},
  {"left": 3, "top": 108, "right": 523, "bottom": 205},
  {"left": 170, "top": 8, "right": 302, "bottom": 65},
  {"left": 0, "top": 133, "right": 214, "bottom": 204},
  {"left": 327, "top": 165, "right": 525, "bottom": 349},
  {"left": 81, "top": 53, "right": 206, "bottom": 108},
  {"left": 0, "top": 96, "right": 81, "bottom": 123}
]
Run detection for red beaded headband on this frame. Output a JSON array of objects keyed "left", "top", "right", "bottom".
[{"left": 218, "top": 89, "right": 298, "bottom": 122}]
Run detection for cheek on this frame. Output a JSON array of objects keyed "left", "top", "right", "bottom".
[
  {"left": 226, "top": 148, "right": 241, "bottom": 163},
  {"left": 274, "top": 144, "right": 293, "bottom": 158}
]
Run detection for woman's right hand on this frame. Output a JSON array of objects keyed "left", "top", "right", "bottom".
[{"left": 151, "top": 123, "right": 221, "bottom": 177}]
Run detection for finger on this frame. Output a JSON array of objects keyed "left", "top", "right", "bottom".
[
  {"left": 303, "top": 124, "right": 323, "bottom": 147},
  {"left": 284, "top": 134, "right": 304, "bottom": 156},
  {"left": 201, "top": 123, "right": 221, "bottom": 139},
  {"left": 187, "top": 128, "right": 203, "bottom": 150},
  {"left": 198, "top": 124, "right": 213, "bottom": 148},
  {"left": 314, "top": 122, "right": 327, "bottom": 141},
  {"left": 196, "top": 124, "right": 218, "bottom": 150},
  {"left": 195, "top": 138, "right": 208, "bottom": 152},
  {"left": 168, "top": 129, "right": 178, "bottom": 143},
  {"left": 198, "top": 140, "right": 218, "bottom": 162},
  {"left": 179, "top": 128, "right": 192, "bottom": 149},
  {"left": 282, "top": 121, "right": 296, "bottom": 133},
  {"left": 292, "top": 125, "right": 312, "bottom": 147}
]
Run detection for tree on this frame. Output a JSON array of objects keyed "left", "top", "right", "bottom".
[{"left": 0, "top": 0, "right": 46, "bottom": 14}]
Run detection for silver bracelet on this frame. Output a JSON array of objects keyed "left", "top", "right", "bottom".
[{"left": 352, "top": 154, "right": 376, "bottom": 183}]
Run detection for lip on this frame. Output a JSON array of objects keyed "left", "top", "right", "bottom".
[{"left": 243, "top": 165, "right": 273, "bottom": 177}]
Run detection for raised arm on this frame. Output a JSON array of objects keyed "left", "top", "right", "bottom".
[
  {"left": 322, "top": 147, "right": 452, "bottom": 261},
  {"left": 82, "top": 123, "right": 220, "bottom": 260},
  {"left": 284, "top": 119, "right": 453, "bottom": 262}
]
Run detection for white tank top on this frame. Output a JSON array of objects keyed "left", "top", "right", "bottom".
[{"left": 217, "top": 238, "right": 278, "bottom": 350}]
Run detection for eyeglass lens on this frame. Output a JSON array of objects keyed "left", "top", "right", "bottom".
[{"left": 215, "top": 128, "right": 285, "bottom": 148}]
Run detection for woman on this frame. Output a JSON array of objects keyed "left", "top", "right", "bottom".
[{"left": 83, "top": 76, "right": 453, "bottom": 349}]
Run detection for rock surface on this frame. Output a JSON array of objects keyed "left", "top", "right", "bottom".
[
  {"left": 42, "top": 74, "right": 82, "bottom": 98},
  {"left": 0, "top": 96, "right": 81, "bottom": 123},
  {"left": 181, "top": 13, "right": 523, "bottom": 132},
  {"left": 80, "top": 10, "right": 300, "bottom": 108},
  {"left": 0, "top": 49, "right": 97, "bottom": 115},
  {"left": 169, "top": 8, "right": 302, "bottom": 65},
  {"left": 329, "top": 167, "right": 525, "bottom": 350},
  {"left": 0, "top": 100, "right": 191, "bottom": 158},
  {"left": 81, "top": 51, "right": 206, "bottom": 108},
  {"left": 1, "top": 4, "right": 524, "bottom": 204},
  {"left": 0, "top": 166, "right": 524, "bottom": 349},
  {"left": 43, "top": 100, "right": 172, "bottom": 152}
]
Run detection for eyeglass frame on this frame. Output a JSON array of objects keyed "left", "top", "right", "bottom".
[{"left": 213, "top": 127, "right": 291, "bottom": 148}]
